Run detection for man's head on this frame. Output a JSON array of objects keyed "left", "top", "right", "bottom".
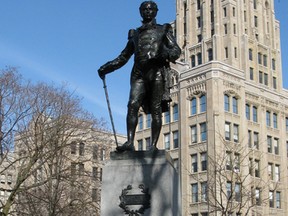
[{"left": 139, "top": 1, "right": 158, "bottom": 22}]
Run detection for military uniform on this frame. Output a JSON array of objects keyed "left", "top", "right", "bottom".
[{"left": 99, "top": 18, "right": 181, "bottom": 151}]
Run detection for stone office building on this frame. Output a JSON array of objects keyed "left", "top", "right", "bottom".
[{"left": 134, "top": 0, "right": 288, "bottom": 215}]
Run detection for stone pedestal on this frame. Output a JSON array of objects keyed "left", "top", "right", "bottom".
[{"left": 100, "top": 150, "right": 180, "bottom": 216}]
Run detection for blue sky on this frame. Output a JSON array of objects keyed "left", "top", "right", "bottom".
[{"left": 0, "top": 0, "right": 287, "bottom": 135}]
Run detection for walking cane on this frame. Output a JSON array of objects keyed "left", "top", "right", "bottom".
[{"left": 102, "top": 77, "right": 119, "bottom": 148}]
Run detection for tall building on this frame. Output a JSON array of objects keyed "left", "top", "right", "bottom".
[{"left": 135, "top": 0, "right": 287, "bottom": 215}]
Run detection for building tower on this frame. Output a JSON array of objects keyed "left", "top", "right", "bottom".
[{"left": 135, "top": 0, "right": 287, "bottom": 215}]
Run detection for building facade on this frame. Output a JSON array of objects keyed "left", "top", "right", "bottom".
[{"left": 135, "top": 0, "right": 287, "bottom": 215}]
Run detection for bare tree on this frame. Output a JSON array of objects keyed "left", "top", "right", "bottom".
[
  {"left": 183, "top": 132, "right": 281, "bottom": 216},
  {"left": 0, "top": 68, "right": 111, "bottom": 216}
]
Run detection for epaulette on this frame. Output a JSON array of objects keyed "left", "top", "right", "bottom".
[{"left": 163, "top": 23, "right": 172, "bottom": 31}]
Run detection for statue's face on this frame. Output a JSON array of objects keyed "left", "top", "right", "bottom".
[{"left": 140, "top": 3, "right": 157, "bottom": 22}]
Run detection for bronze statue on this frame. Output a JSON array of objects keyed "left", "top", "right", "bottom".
[{"left": 98, "top": 1, "right": 181, "bottom": 152}]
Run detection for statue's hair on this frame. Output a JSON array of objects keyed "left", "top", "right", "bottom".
[{"left": 139, "top": 1, "right": 158, "bottom": 12}]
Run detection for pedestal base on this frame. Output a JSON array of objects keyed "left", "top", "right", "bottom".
[{"left": 100, "top": 150, "right": 180, "bottom": 216}]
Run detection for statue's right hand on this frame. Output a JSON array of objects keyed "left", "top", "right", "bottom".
[
  {"left": 98, "top": 62, "right": 112, "bottom": 79},
  {"left": 98, "top": 66, "right": 106, "bottom": 80}
]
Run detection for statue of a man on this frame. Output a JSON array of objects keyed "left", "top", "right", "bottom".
[{"left": 98, "top": 1, "right": 181, "bottom": 152}]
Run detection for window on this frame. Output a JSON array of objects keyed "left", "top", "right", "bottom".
[
  {"left": 252, "top": 106, "right": 258, "bottom": 122},
  {"left": 234, "top": 153, "right": 240, "bottom": 172},
  {"left": 101, "top": 149, "right": 106, "bottom": 161},
  {"left": 201, "top": 152, "right": 207, "bottom": 171},
  {"left": 246, "top": 104, "right": 250, "bottom": 120},
  {"left": 201, "top": 182, "right": 207, "bottom": 202},
  {"left": 286, "top": 117, "right": 288, "bottom": 132},
  {"left": 249, "top": 158, "right": 253, "bottom": 175},
  {"left": 273, "top": 77, "right": 277, "bottom": 89},
  {"left": 164, "top": 133, "right": 170, "bottom": 150},
  {"left": 266, "top": 111, "right": 271, "bottom": 126},
  {"left": 272, "top": 58, "right": 276, "bottom": 70},
  {"left": 254, "top": 16, "right": 258, "bottom": 27},
  {"left": 225, "top": 122, "right": 231, "bottom": 141},
  {"left": 224, "top": 24, "right": 228, "bottom": 34},
  {"left": 249, "top": 49, "right": 253, "bottom": 61},
  {"left": 268, "top": 163, "right": 273, "bottom": 180},
  {"left": 273, "top": 113, "right": 278, "bottom": 128},
  {"left": 264, "top": 73, "right": 268, "bottom": 86},
  {"left": 223, "top": 7, "right": 227, "bottom": 17},
  {"left": 253, "top": 0, "right": 257, "bottom": 9},
  {"left": 226, "top": 182, "right": 232, "bottom": 199},
  {"left": 138, "top": 139, "right": 143, "bottom": 150},
  {"left": 233, "top": 7, "right": 236, "bottom": 16},
  {"left": 226, "top": 152, "right": 232, "bottom": 170},
  {"left": 248, "top": 130, "right": 252, "bottom": 148},
  {"left": 92, "top": 188, "right": 98, "bottom": 202},
  {"left": 224, "top": 94, "right": 230, "bottom": 112},
  {"left": 255, "top": 188, "right": 261, "bottom": 205},
  {"left": 233, "top": 24, "right": 236, "bottom": 34},
  {"left": 70, "top": 141, "right": 76, "bottom": 154},
  {"left": 146, "top": 114, "right": 151, "bottom": 128},
  {"left": 276, "top": 192, "right": 281, "bottom": 208},
  {"left": 173, "top": 131, "right": 179, "bottom": 148},
  {"left": 138, "top": 114, "right": 143, "bottom": 130},
  {"left": 79, "top": 142, "right": 85, "bottom": 156},
  {"left": 211, "top": 10, "right": 214, "bottom": 23},
  {"left": 192, "top": 183, "right": 198, "bottom": 203},
  {"left": 208, "top": 48, "right": 213, "bottom": 61},
  {"left": 234, "top": 47, "right": 237, "bottom": 58},
  {"left": 258, "top": 52, "right": 262, "bottom": 64},
  {"left": 191, "top": 154, "right": 198, "bottom": 173},
  {"left": 232, "top": 97, "right": 238, "bottom": 114},
  {"left": 145, "top": 137, "right": 151, "bottom": 150},
  {"left": 191, "top": 55, "right": 196, "bottom": 67},
  {"left": 191, "top": 125, "right": 197, "bottom": 143},
  {"left": 259, "top": 71, "right": 263, "bottom": 84},
  {"left": 200, "top": 123, "right": 207, "bottom": 141},
  {"left": 191, "top": 97, "right": 197, "bottom": 115},
  {"left": 267, "top": 136, "right": 272, "bottom": 153},
  {"left": 197, "top": 16, "right": 201, "bottom": 28},
  {"left": 200, "top": 95, "right": 206, "bottom": 112},
  {"left": 78, "top": 163, "right": 84, "bottom": 176},
  {"left": 275, "top": 165, "right": 280, "bottom": 182},
  {"left": 269, "top": 191, "right": 274, "bottom": 207},
  {"left": 92, "top": 167, "right": 97, "bottom": 180},
  {"left": 93, "top": 145, "right": 98, "bottom": 160},
  {"left": 197, "top": 53, "right": 202, "bottom": 65},
  {"left": 255, "top": 160, "right": 260, "bottom": 177},
  {"left": 253, "top": 132, "right": 259, "bottom": 149},
  {"left": 249, "top": 67, "right": 254, "bottom": 80},
  {"left": 235, "top": 183, "right": 241, "bottom": 202},
  {"left": 197, "top": 34, "right": 202, "bottom": 43},
  {"left": 274, "top": 138, "right": 279, "bottom": 155},
  {"left": 164, "top": 110, "right": 170, "bottom": 124},
  {"left": 263, "top": 55, "right": 267, "bottom": 66},
  {"left": 225, "top": 47, "right": 228, "bottom": 58},
  {"left": 173, "top": 104, "right": 179, "bottom": 121},
  {"left": 197, "top": 0, "right": 201, "bottom": 10},
  {"left": 233, "top": 124, "right": 239, "bottom": 143}
]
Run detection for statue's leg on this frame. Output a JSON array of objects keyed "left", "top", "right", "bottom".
[
  {"left": 150, "top": 80, "right": 164, "bottom": 149},
  {"left": 125, "top": 81, "right": 145, "bottom": 147}
]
